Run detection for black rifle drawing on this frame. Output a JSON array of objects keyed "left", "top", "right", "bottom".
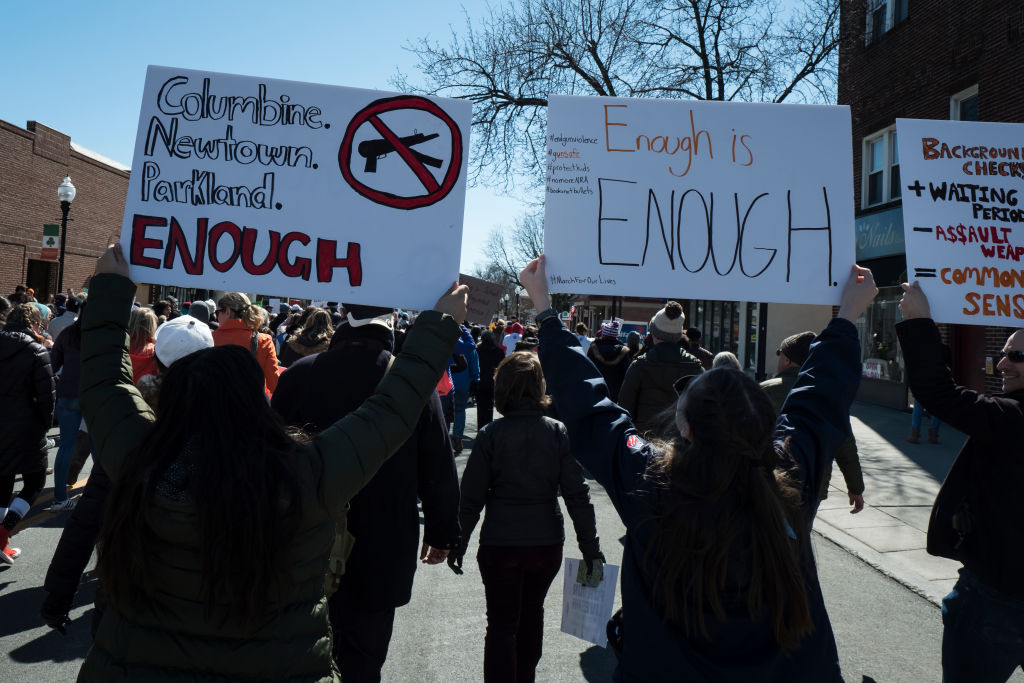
[{"left": 358, "top": 132, "right": 441, "bottom": 172}]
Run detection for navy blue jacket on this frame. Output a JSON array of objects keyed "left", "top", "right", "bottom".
[{"left": 538, "top": 316, "right": 859, "bottom": 682}]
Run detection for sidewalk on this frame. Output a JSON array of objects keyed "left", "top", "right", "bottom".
[{"left": 813, "top": 401, "right": 964, "bottom": 605}]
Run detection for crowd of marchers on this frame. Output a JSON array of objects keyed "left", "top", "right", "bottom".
[{"left": 0, "top": 245, "right": 1021, "bottom": 683}]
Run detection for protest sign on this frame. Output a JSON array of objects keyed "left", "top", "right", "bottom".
[
  {"left": 120, "top": 66, "right": 471, "bottom": 309},
  {"left": 458, "top": 273, "right": 505, "bottom": 323},
  {"left": 543, "top": 95, "right": 855, "bottom": 304},
  {"left": 897, "top": 118, "right": 1024, "bottom": 325},
  {"left": 560, "top": 558, "right": 619, "bottom": 647}
]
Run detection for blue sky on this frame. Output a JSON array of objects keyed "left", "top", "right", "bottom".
[{"left": 0, "top": 0, "right": 527, "bottom": 271}]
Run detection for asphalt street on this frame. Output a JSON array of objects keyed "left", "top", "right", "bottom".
[{"left": 1, "top": 427, "right": 1020, "bottom": 682}]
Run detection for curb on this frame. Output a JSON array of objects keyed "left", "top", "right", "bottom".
[{"left": 812, "top": 518, "right": 946, "bottom": 607}]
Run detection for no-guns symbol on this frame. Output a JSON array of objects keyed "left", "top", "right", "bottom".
[{"left": 339, "top": 95, "right": 463, "bottom": 210}]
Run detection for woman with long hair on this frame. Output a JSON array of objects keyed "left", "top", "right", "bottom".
[
  {"left": 127, "top": 306, "right": 159, "bottom": 383},
  {"left": 77, "top": 245, "right": 466, "bottom": 681},
  {"left": 518, "top": 255, "right": 878, "bottom": 681},
  {"left": 278, "top": 307, "right": 333, "bottom": 367},
  {"left": 449, "top": 351, "right": 603, "bottom": 682},
  {"left": 213, "top": 291, "right": 282, "bottom": 394}
]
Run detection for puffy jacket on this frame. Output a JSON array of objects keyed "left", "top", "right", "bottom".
[
  {"left": 211, "top": 318, "right": 280, "bottom": 393},
  {"left": 278, "top": 334, "right": 330, "bottom": 368},
  {"left": 459, "top": 408, "right": 600, "bottom": 557},
  {"left": 77, "top": 273, "right": 458, "bottom": 683},
  {"left": 618, "top": 342, "right": 704, "bottom": 431},
  {"left": 0, "top": 323, "right": 55, "bottom": 476},
  {"left": 538, "top": 316, "right": 857, "bottom": 682}
]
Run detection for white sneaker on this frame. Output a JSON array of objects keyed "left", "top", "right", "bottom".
[
  {"left": 45, "top": 438, "right": 56, "bottom": 450},
  {"left": 47, "top": 497, "right": 78, "bottom": 513}
]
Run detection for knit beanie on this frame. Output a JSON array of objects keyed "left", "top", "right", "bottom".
[
  {"left": 650, "top": 301, "right": 685, "bottom": 342},
  {"left": 598, "top": 320, "right": 621, "bottom": 339},
  {"left": 778, "top": 331, "right": 816, "bottom": 366}
]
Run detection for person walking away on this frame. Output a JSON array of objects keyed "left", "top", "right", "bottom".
[
  {"left": 0, "top": 303, "right": 56, "bottom": 563},
  {"left": 519, "top": 255, "right": 878, "bottom": 681},
  {"left": 626, "top": 331, "right": 643, "bottom": 362},
  {"left": 74, "top": 243, "right": 466, "bottom": 681},
  {"left": 48, "top": 305, "right": 97, "bottom": 512},
  {"left": 213, "top": 291, "right": 281, "bottom": 395},
  {"left": 761, "top": 332, "right": 866, "bottom": 514},
  {"left": 48, "top": 295, "right": 80, "bottom": 341},
  {"left": 684, "top": 327, "right": 714, "bottom": 370},
  {"left": 618, "top": 303, "right": 704, "bottom": 432},
  {"left": 907, "top": 342, "right": 951, "bottom": 444},
  {"left": 41, "top": 310, "right": 215, "bottom": 636},
  {"left": 898, "top": 282, "right": 1024, "bottom": 682},
  {"left": 476, "top": 331, "right": 505, "bottom": 429},
  {"left": 278, "top": 308, "right": 333, "bottom": 367},
  {"left": 448, "top": 351, "right": 604, "bottom": 683},
  {"left": 586, "top": 321, "right": 632, "bottom": 402},
  {"left": 272, "top": 302, "right": 460, "bottom": 682},
  {"left": 575, "top": 323, "right": 592, "bottom": 354},
  {"left": 452, "top": 326, "right": 480, "bottom": 453},
  {"left": 128, "top": 306, "right": 159, "bottom": 383},
  {"left": 502, "top": 320, "right": 523, "bottom": 356}
]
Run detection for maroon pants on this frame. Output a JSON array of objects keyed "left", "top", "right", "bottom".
[{"left": 477, "top": 544, "right": 563, "bottom": 683}]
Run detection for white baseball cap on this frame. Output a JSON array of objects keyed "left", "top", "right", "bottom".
[{"left": 154, "top": 314, "right": 214, "bottom": 367}]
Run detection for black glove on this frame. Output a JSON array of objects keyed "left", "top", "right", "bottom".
[
  {"left": 447, "top": 542, "right": 466, "bottom": 575},
  {"left": 584, "top": 551, "right": 606, "bottom": 578},
  {"left": 41, "top": 592, "right": 73, "bottom": 635}
]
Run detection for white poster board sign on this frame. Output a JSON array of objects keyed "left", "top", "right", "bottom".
[
  {"left": 897, "top": 118, "right": 1024, "bottom": 325},
  {"left": 120, "top": 66, "right": 471, "bottom": 309},
  {"left": 544, "top": 96, "right": 855, "bottom": 304},
  {"left": 560, "top": 558, "right": 619, "bottom": 647}
]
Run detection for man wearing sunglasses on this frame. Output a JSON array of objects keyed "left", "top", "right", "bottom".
[{"left": 897, "top": 281, "right": 1024, "bottom": 682}]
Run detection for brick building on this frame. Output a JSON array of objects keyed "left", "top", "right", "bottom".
[
  {"left": 839, "top": 0, "right": 1023, "bottom": 407},
  {"left": 0, "top": 119, "right": 141, "bottom": 303}
]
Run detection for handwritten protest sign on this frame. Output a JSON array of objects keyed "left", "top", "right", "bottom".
[
  {"left": 120, "top": 66, "right": 471, "bottom": 309},
  {"left": 897, "top": 118, "right": 1024, "bottom": 325},
  {"left": 543, "top": 96, "right": 855, "bottom": 304},
  {"left": 560, "top": 558, "right": 619, "bottom": 647},
  {"left": 458, "top": 274, "right": 505, "bottom": 323}
]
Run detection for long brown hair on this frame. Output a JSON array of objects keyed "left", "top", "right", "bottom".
[
  {"left": 97, "top": 345, "right": 302, "bottom": 626},
  {"left": 647, "top": 368, "right": 812, "bottom": 652},
  {"left": 494, "top": 351, "right": 550, "bottom": 413}
]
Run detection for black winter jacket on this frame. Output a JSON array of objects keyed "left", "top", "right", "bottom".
[
  {"left": 587, "top": 338, "right": 631, "bottom": 401},
  {"left": 459, "top": 408, "right": 601, "bottom": 557},
  {"left": 897, "top": 317, "right": 1024, "bottom": 598},
  {"left": 0, "top": 323, "right": 55, "bottom": 476},
  {"left": 272, "top": 331, "right": 460, "bottom": 611}
]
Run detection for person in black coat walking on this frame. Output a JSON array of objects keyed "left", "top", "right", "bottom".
[
  {"left": 476, "top": 330, "right": 505, "bottom": 428},
  {"left": 0, "top": 303, "right": 56, "bottom": 564},
  {"left": 586, "top": 321, "right": 631, "bottom": 401},
  {"left": 272, "top": 303, "right": 460, "bottom": 682}
]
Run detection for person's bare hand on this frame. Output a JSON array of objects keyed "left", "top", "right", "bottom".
[
  {"left": 433, "top": 282, "right": 469, "bottom": 321},
  {"left": 519, "top": 255, "right": 551, "bottom": 311},
  {"left": 849, "top": 493, "right": 865, "bottom": 514},
  {"left": 899, "top": 281, "right": 931, "bottom": 320},
  {"left": 837, "top": 265, "right": 878, "bottom": 323},
  {"left": 94, "top": 243, "right": 129, "bottom": 278},
  {"left": 420, "top": 542, "right": 450, "bottom": 565}
]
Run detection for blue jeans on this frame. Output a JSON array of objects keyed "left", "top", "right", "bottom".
[
  {"left": 912, "top": 401, "right": 941, "bottom": 431},
  {"left": 54, "top": 397, "right": 82, "bottom": 502},
  {"left": 942, "top": 568, "right": 1024, "bottom": 682},
  {"left": 453, "top": 388, "right": 470, "bottom": 438}
]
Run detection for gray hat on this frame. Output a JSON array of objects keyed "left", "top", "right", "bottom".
[{"left": 778, "top": 331, "right": 816, "bottom": 366}]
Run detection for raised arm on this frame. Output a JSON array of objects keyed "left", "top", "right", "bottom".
[
  {"left": 313, "top": 286, "right": 466, "bottom": 520},
  {"left": 79, "top": 247, "right": 155, "bottom": 480}
]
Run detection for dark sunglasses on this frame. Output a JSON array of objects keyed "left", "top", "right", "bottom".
[{"left": 999, "top": 350, "right": 1024, "bottom": 363}]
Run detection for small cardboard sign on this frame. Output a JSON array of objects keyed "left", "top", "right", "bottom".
[
  {"left": 897, "top": 118, "right": 1024, "bottom": 325},
  {"left": 458, "top": 273, "right": 505, "bottom": 323},
  {"left": 119, "top": 66, "right": 471, "bottom": 309},
  {"left": 543, "top": 95, "right": 856, "bottom": 304}
]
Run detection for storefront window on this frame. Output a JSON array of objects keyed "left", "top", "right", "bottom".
[{"left": 856, "top": 286, "right": 905, "bottom": 381}]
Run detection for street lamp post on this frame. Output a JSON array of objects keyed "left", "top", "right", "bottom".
[{"left": 56, "top": 176, "right": 76, "bottom": 295}]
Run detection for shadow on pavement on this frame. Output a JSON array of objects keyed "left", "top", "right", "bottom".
[
  {"left": 579, "top": 644, "right": 617, "bottom": 682},
  {"left": 4, "top": 575, "right": 96, "bottom": 664}
]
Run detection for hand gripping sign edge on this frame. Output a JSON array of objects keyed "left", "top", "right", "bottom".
[{"left": 338, "top": 95, "right": 463, "bottom": 210}]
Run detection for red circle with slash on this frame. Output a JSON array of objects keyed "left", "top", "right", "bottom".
[{"left": 338, "top": 95, "right": 463, "bottom": 210}]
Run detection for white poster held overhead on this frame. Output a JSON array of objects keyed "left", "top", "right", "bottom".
[
  {"left": 120, "top": 66, "right": 471, "bottom": 309},
  {"left": 897, "top": 118, "right": 1024, "bottom": 325},
  {"left": 544, "top": 96, "right": 856, "bottom": 304},
  {"left": 560, "top": 558, "right": 619, "bottom": 647}
]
